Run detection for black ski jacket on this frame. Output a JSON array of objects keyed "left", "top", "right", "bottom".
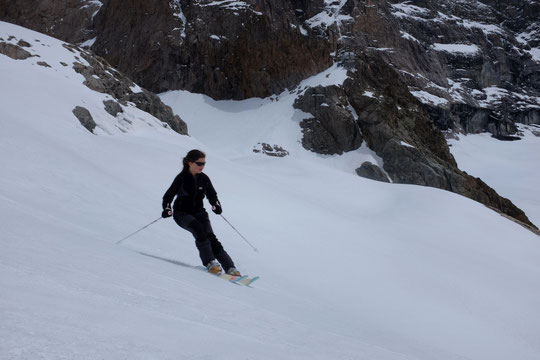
[{"left": 162, "top": 170, "right": 220, "bottom": 214}]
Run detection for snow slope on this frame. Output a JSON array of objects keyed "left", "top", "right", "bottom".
[
  {"left": 448, "top": 127, "right": 540, "bottom": 227},
  {"left": 2, "top": 21, "right": 540, "bottom": 360}
]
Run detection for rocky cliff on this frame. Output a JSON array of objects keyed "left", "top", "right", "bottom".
[
  {"left": 2, "top": 1, "right": 537, "bottom": 119},
  {"left": 1, "top": 0, "right": 538, "bottom": 229},
  {"left": 92, "top": 0, "right": 332, "bottom": 99},
  {"left": 1, "top": 0, "right": 332, "bottom": 99}
]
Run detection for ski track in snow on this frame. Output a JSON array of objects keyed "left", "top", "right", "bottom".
[{"left": 2, "top": 21, "right": 540, "bottom": 360}]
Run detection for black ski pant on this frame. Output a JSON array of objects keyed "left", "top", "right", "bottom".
[{"left": 173, "top": 210, "right": 235, "bottom": 271}]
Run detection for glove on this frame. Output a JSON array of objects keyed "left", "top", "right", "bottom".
[
  {"left": 212, "top": 201, "right": 222, "bottom": 215},
  {"left": 162, "top": 207, "right": 172, "bottom": 218}
]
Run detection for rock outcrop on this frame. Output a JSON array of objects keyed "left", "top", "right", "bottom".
[
  {"left": 304, "top": 52, "right": 535, "bottom": 228},
  {"left": 356, "top": 162, "right": 390, "bottom": 183},
  {"left": 294, "top": 85, "right": 363, "bottom": 155},
  {"left": 64, "top": 43, "right": 188, "bottom": 135},
  {"left": 0, "top": 29, "right": 187, "bottom": 136},
  {"left": 0, "top": 39, "right": 32, "bottom": 59},
  {"left": 72, "top": 106, "right": 97, "bottom": 133}
]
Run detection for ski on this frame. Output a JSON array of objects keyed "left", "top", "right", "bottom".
[
  {"left": 217, "top": 272, "right": 248, "bottom": 284},
  {"left": 136, "top": 253, "right": 259, "bottom": 286},
  {"left": 196, "top": 266, "right": 259, "bottom": 286}
]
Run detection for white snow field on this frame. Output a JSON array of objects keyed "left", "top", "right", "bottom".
[
  {"left": 1, "top": 21, "right": 540, "bottom": 360},
  {"left": 448, "top": 127, "right": 540, "bottom": 229}
]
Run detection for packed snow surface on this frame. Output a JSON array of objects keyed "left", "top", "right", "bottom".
[{"left": 2, "top": 21, "right": 540, "bottom": 360}]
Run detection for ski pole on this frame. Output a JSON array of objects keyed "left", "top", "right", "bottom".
[
  {"left": 116, "top": 217, "right": 162, "bottom": 245},
  {"left": 219, "top": 214, "right": 258, "bottom": 252}
]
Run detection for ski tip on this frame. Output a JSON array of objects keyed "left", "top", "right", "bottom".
[
  {"left": 231, "top": 275, "right": 248, "bottom": 283},
  {"left": 235, "top": 276, "right": 259, "bottom": 287},
  {"left": 246, "top": 276, "right": 260, "bottom": 286}
]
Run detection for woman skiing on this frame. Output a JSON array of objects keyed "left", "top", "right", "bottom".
[{"left": 161, "top": 149, "right": 240, "bottom": 276}]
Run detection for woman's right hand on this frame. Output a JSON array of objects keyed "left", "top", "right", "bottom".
[
  {"left": 162, "top": 207, "right": 172, "bottom": 218},
  {"left": 212, "top": 203, "right": 222, "bottom": 215}
]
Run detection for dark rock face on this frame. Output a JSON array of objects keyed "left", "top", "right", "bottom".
[
  {"left": 356, "top": 162, "right": 390, "bottom": 183},
  {"left": 426, "top": 104, "right": 519, "bottom": 137},
  {"left": 0, "top": 0, "right": 101, "bottom": 44},
  {"left": 72, "top": 106, "right": 96, "bottom": 133},
  {"left": 378, "top": 0, "right": 540, "bottom": 137},
  {"left": 90, "top": 0, "right": 182, "bottom": 95},
  {"left": 345, "top": 54, "right": 456, "bottom": 166},
  {"left": 91, "top": 0, "right": 332, "bottom": 99},
  {"left": 294, "top": 85, "right": 363, "bottom": 155},
  {"left": 290, "top": 0, "right": 325, "bottom": 21},
  {"left": 344, "top": 54, "right": 455, "bottom": 190},
  {"left": 513, "top": 109, "right": 540, "bottom": 126}
]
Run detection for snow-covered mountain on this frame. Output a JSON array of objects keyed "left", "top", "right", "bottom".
[
  {"left": 2, "top": 0, "right": 538, "bottom": 228},
  {"left": 4, "top": 1, "right": 539, "bottom": 120},
  {"left": 2, "top": 21, "right": 540, "bottom": 360}
]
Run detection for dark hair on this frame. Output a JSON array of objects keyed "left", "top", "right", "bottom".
[{"left": 182, "top": 149, "right": 206, "bottom": 170}]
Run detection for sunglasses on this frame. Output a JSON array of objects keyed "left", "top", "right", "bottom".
[{"left": 194, "top": 161, "right": 206, "bottom": 166}]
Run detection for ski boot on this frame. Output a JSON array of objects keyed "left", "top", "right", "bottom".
[
  {"left": 206, "top": 260, "right": 222, "bottom": 275},
  {"left": 226, "top": 267, "right": 241, "bottom": 276}
]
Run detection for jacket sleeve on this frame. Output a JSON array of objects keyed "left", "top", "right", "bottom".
[
  {"left": 162, "top": 174, "right": 182, "bottom": 209},
  {"left": 205, "top": 175, "right": 219, "bottom": 206}
]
